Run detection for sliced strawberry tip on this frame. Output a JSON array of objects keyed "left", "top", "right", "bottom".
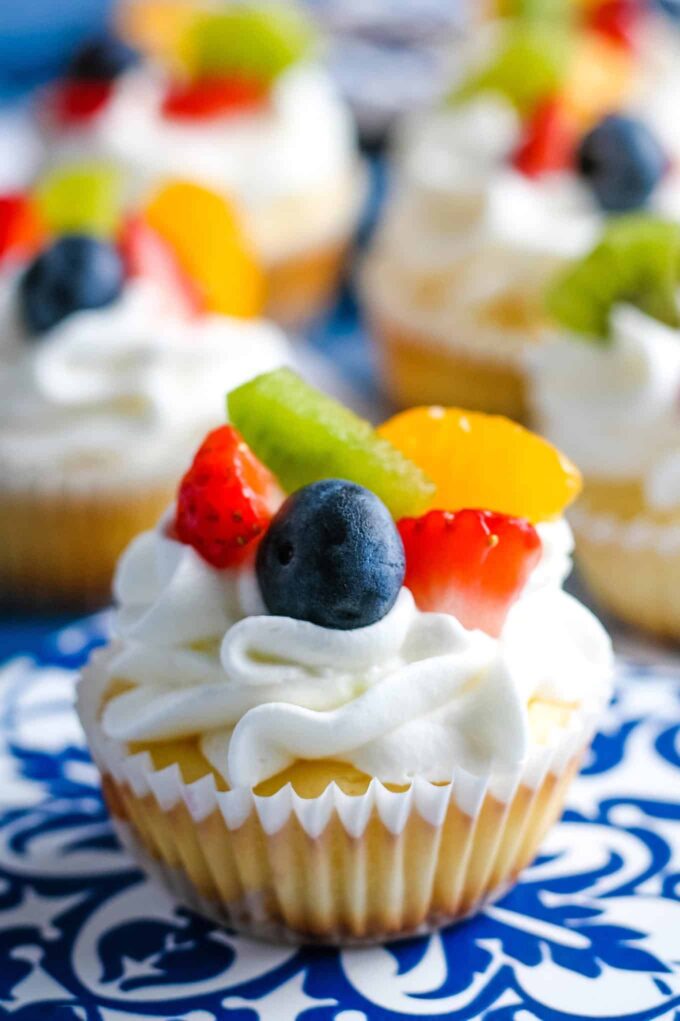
[
  {"left": 398, "top": 508, "right": 542, "bottom": 638},
  {"left": 118, "top": 214, "right": 205, "bottom": 318},
  {"left": 512, "top": 97, "right": 578, "bottom": 179},
  {"left": 175, "top": 425, "right": 282, "bottom": 568},
  {"left": 0, "top": 193, "right": 46, "bottom": 266},
  {"left": 161, "top": 75, "right": 269, "bottom": 121},
  {"left": 50, "top": 79, "right": 113, "bottom": 124},
  {"left": 586, "top": 0, "right": 641, "bottom": 51}
]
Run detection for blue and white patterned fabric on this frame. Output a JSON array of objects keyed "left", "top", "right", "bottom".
[{"left": 0, "top": 612, "right": 678, "bottom": 1020}]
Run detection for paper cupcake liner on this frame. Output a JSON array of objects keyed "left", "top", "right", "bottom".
[
  {"left": 571, "top": 503, "right": 680, "bottom": 639},
  {"left": 0, "top": 474, "right": 174, "bottom": 612},
  {"left": 78, "top": 649, "right": 601, "bottom": 945},
  {"left": 367, "top": 310, "right": 530, "bottom": 420},
  {"left": 265, "top": 236, "right": 353, "bottom": 329}
]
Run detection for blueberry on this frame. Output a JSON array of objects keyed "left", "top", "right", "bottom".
[
  {"left": 655, "top": 0, "right": 680, "bottom": 21},
  {"left": 256, "top": 479, "right": 405, "bottom": 630},
  {"left": 20, "top": 235, "right": 124, "bottom": 335},
  {"left": 577, "top": 114, "right": 667, "bottom": 213},
  {"left": 67, "top": 34, "right": 140, "bottom": 81}
]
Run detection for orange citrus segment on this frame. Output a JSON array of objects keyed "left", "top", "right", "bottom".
[
  {"left": 143, "top": 180, "right": 264, "bottom": 318},
  {"left": 562, "top": 32, "right": 634, "bottom": 128},
  {"left": 378, "top": 406, "right": 582, "bottom": 523}
]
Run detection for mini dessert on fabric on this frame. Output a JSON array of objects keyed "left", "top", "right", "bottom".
[
  {"left": 77, "top": 367, "right": 613, "bottom": 944},
  {"left": 37, "top": 9, "right": 366, "bottom": 326},
  {"left": 0, "top": 168, "right": 289, "bottom": 609},
  {"left": 361, "top": 7, "right": 680, "bottom": 420},
  {"left": 530, "top": 214, "right": 680, "bottom": 639}
]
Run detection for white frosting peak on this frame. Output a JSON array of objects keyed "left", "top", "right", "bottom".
[
  {"left": 0, "top": 278, "right": 290, "bottom": 485},
  {"left": 101, "top": 516, "right": 613, "bottom": 788},
  {"left": 529, "top": 304, "right": 680, "bottom": 507}
]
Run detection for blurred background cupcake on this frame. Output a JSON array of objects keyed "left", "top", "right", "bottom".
[
  {"left": 529, "top": 214, "right": 680, "bottom": 639},
  {"left": 36, "top": 3, "right": 367, "bottom": 327},
  {"left": 361, "top": 1, "right": 680, "bottom": 419},
  {"left": 0, "top": 165, "right": 290, "bottom": 610}
]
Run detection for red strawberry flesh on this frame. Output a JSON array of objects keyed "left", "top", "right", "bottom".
[
  {"left": 512, "top": 97, "right": 577, "bottom": 179},
  {"left": 398, "top": 508, "right": 542, "bottom": 637},
  {"left": 175, "top": 425, "right": 282, "bottom": 568},
  {"left": 162, "top": 76, "right": 269, "bottom": 121}
]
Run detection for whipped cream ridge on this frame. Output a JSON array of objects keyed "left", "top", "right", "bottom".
[
  {"left": 44, "top": 65, "right": 363, "bottom": 262},
  {"left": 101, "top": 514, "right": 612, "bottom": 789},
  {"left": 529, "top": 304, "right": 680, "bottom": 509},
  {"left": 0, "top": 277, "right": 290, "bottom": 485}
]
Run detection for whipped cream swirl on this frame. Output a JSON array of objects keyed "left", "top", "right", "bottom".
[
  {"left": 101, "top": 515, "right": 612, "bottom": 788},
  {"left": 529, "top": 304, "right": 680, "bottom": 510},
  {"left": 0, "top": 277, "right": 289, "bottom": 485}
]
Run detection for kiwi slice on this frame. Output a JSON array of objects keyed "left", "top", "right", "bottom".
[
  {"left": 184, "top": 4, "right": 314, "bottom": 84},
  {"left": 227, "top": 369, "right": 435, "bottom": 519},
  {"left": 449, "top": 22, "right": 570, "bottom": 115},
  {"left": 546, "top": 216, "right": 680, "bottom": 342},
  {"left": 497, "top": 0, "right": 571, "bottom": 21},
  {"left": 37, "top": 162, "right": 123, "bottom": 238}
]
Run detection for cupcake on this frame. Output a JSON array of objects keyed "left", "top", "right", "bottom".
[
  {"left": 77, "top": 367, "right": 612, "bottom": 944},
  {"left": 530, "top": 214, "right": 680, "bottom": 639},
  {"left": 0, "top": 170, "right": 290, "bottom": 610},
  {"left": 38, "top": 6, "right": 366, "bottom": 326},
  {"left": 362, "top": 11, "right": 680, "bottom": 420}
]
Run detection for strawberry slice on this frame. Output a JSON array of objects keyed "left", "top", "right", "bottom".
[
  {"left": 0, "top": 194, "right": 45, "bottom": 266},
  {"left": 398, "top": 509, "right": 542, "bottom": 637},
  {"left": 587, "top": 1, "right": 641, "bottom": 51},
  {"left": 118, "top": 214, "right": 204, "bottom": 318},
  {"left": 50, "top": 80, "right": 113, "bottom": 124},
  {"left": 161, "top": 76, "right": 269, "bottom": 121},
  {"left": 175, "top": 425, "right": 283, "bottom": 568},
  {"left": 512, "top": 97, "right": 577, "bottom": 178}
]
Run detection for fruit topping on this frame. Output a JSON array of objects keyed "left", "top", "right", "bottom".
[
  {"left": 398, "top": 509, "right": 541, "bottom": 638},
  {"left": 0, "top": 194, "right": 45, "bottom": 267},
  {"left": 228, "top": 369, "right": 435, "bottom": 519},
  {"left": 561, "top": 32, "right": 633, "bottom": 126},
  {"left": 577, "top": 114, "right": 667, "bottom": 211},
  {"left": 546, "top": 215, "right": 680, "bottom": 340},
  {"left": 143, "top": 181, "right": 263, "bottom": 318},
  {"left": 19, "top": 235, "right": 124, "bottom": 335},
  {"left": 162, "top": 76, "right": 269, "bottom": 120},
  {"left": 257, "top": 479, "right": 405, "bottom": 630},
  {"left": 378, "top": 406, "right": 581, "bottom": 522},
  {"left": 37, "top": 162, "right": 123, "bottom": 238},
  {"left": 51, "top": 80, "right": 113, "bottom": 124},
  {"left": 66, "top": 33, "right": 141, "bottom": 81},
  {"left": 175, "top": 425, "right": 281, "bottom": 568},
  {"left": 586, "top": 0, "right": 641, "bottom": 49},
  {"left": 512, "top": 96, "right": 577, "bottom": 177},
  {"left": 118, "top": 214, "right": 203, "bottom": 317},
  {"left": 450, "top": 23, "right": 569, "bottom": 115},
  {"left": 182, "top": 5, "right": 314, "bottom": 84}
]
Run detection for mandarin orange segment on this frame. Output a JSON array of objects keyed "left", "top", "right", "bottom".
[
  {"left": 377, "top": 407, "right": 582, "bottom": 523},
  {"left": 143, "top": 181, "right": 264, "bottom": 318},
  {"left": 562, "top": 32, "right": 634, "bottom": 128}
]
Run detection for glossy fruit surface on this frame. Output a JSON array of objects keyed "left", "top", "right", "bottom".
[
  {"left": 378, "top": 406, "right": 582, "bottom": 523},
  {"left": 228, "top": 369, "right": 435, "bottom": 520},
  {"left": 37, "top": 162, "right": 123, "bottom": 238},
  {"left": 175, "top": 425, "right": 281, "bottom": 568},
  {"left": 162, "top": 75, "right": 268, "bottom": 119},
  {"left": 398, "top": 509, "right": 541, "bottom": 637},
  {"left": 577, "top": 114, "right": 667, "bottom": 211},
  {"left": 144, "top": 181, "right": 263, "bottom": 318},
  {"left": 0, "top": 195, "right": 45, "bottom": 266},
  {"left": 257, "top": 479, "right": 405, "bottom": 630},
  {"left": 19, "top": 234, "right": 124, "bottom": 335}
]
